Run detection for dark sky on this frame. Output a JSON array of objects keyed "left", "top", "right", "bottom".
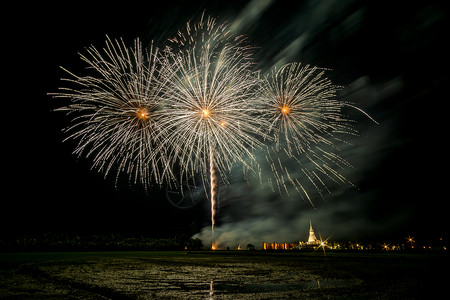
[{"left": 3, "top": 1, "right": 447, "bottom": 244}]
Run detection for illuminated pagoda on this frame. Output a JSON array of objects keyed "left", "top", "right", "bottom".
[
  {"left": 307, "top": 221, "right": 320, "bottom": 245},
  {"left": 262, "top": 221, "right": 322, "bottom": 250}
]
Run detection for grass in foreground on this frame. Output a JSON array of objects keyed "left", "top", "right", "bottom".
[{"left": 0, "top": 251, "right": 448, "bottom": 299}]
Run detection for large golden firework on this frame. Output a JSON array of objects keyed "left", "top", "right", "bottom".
[{"left": 53, "top": 37, "right": 172, "bottom": 189}]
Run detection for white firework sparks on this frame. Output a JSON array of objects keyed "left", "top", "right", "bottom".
[
  {"left": 262, "top": 62, "right": 356, "bottom": 154},
  {"left": 53, "top": 36, "right": 172, "bottom": 188},
  {"left": 158, "top": 14, "right": 268, "bottom": 247},
  {"left": 158, "top": 14, "right": 267, "bottom": 187},
  {"left": 260, "top": 63, "right": 357, "bottom": 204}
]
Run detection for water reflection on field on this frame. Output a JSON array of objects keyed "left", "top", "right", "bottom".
[{"left": 0, "top": 251, "right": 447, "bottom": 299}]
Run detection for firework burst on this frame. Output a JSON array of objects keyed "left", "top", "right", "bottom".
[
  {"left": 260, "top": 63, "right": 357, "bottom": 204},
  {"left": 262, "top": 62, "right": 356, "bottom": 154},
  {"left": 158, "top": 14, "right": 267, "bottom": 187},
  {"left": 53, "top": 36, "right": 172, "bottom": 188},
  {"left": 158, "top": 14, "right": 268, "bottom": 246}
]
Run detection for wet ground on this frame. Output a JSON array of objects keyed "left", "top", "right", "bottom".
[{"left": 0, "top": 251, "right": 448, "bottom": 299}]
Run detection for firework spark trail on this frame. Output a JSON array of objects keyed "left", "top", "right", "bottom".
[
  {"left": 210, "top": 146, "right": 217, "bottom": 249},
  {"left": 52, "top": 36, "right": 173, "bottom": 189}
]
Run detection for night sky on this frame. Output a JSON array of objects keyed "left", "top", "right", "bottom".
[{"left": 3, "top": 1, "right": 447, "bottom": 246}]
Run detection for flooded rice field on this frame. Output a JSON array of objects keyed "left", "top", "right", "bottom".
[{"left": 0, "top": 251, "right": 447, "bottom": 299}]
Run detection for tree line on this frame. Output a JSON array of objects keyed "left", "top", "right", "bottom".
[{"left": 0, "top": 233, "right": 204, "bottom": 252}]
